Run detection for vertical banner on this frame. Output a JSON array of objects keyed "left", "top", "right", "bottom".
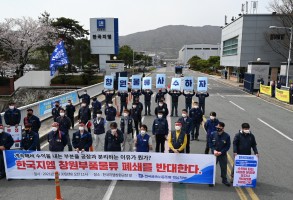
[
  {"left": 233, "top": 155, "right": 258, "bottom": 188},
  {"left": 4, "top": 126, "right": 22, "bottom": 149},
  {"left": 104, "top": 75, "right": 114, "bottom": 89},
  {"left": 197, "top": 77, "right": 208, "bottom": 92},
  {"left": 156, "top": 74, "right": 166, "bottom": 88},
  {"left": 118, "top": 77, "right": 128, "bottom": 91},
  {"left": 183, "top": 77, "right": 194, "bottom": 91},
  {"left": 171, "top": 78, "right": 181, "bottom": 90},
  {"left": 131, "top": 75, "right": 142, "bottom": 89},
  {"left": 142, "top": 77, "right": 152, "bottom": 90}
]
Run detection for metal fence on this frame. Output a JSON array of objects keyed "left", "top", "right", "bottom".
[{"left": 243, "top": 73, "right": 255, "bottom": 93}]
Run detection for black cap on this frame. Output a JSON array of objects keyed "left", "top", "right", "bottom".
[
  {"left": 24, "top": 123, "right": 32, "bottom": 128},
  {"left": 27, "top": 108, "right": 33, "bottom": 112}
]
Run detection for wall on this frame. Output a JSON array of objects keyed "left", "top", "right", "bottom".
[
  {"left": 0, "top": 78, "right": 14, "bottom": 95},
  {"left": 14, "top": 71, "right": 55, "bottom": 90}
]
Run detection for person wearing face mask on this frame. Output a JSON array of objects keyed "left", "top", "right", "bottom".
[
  {"left": 104, "top": 122, "right": 124, "bottom": 152},
  {"left": 290, "top": 83, "right": 293, "bottom": 104},
  {"left": 231, "top": 123, "right": 258, "bottom": 183},
  {"left": 78, "top": 90, "right": 90, "bottom": 106},
  {"left": 130, "top": 103, "right": 140, "bottom": 135},
  {"left": 204, "top": 112, "right": 219, "bottom": 154},
  {"left": 134, "top": 124, "right": 152, "bottom": 152},
  {"left": 72, "top": 123, "right": 93, "bottom": 152},
  {"left": 134, "top": 97, "right": 143, "bottom": 125},
  {"left": 104, "top": 100, "right": 117, "bottom": 131},
  {"left": 78, "top": 100, "right": 92, "bottom": 133},
  {"left": 47, "top": 122, "right": 67, "bottom": 152},
  {"left": 155, "top": 89, "right": 167, "bottom": 105},
  {"left": 189, "top": 102, "right": 203, "bottom": 141},
  {"left": 120, "top": 109, "right": 134, "bottom": 151},
  {"left": 56, "top": 108, "right": 72, "bottom": 151},
  {"left": 93, "top": 110, "right": 106, "bottom": 151},
  {"left": 131, "top": 89, "right": 142, "bottom": 103},
  {"left": 4, "top": 102, "right": 21, "bottom": 127},
  {"left": 152, "top": 110, "right": 169, "bottom": 153},
  {"left": 102, "top": 89, "right": 116, "bottom": 107},
  {"left": 52, "top": 101, "right": 62, "bottom": 122},
  {"left": 208, "top": 122, "right": 231, "bottom": 187},
  {"left": 23, "top": 108, "right": 41, "bottom": 150},
  {"left": 168, "top": 89, "right": 182, "bottom": 117},
  {"left": 91, "top": 97, "right": 101, "bottom": 118},
  {"left": 142, "top": 89, "right": 153, "bottom": 116},
  {"left": 0, "top": 124, "right": 14, "bottom": 179},
  {"left": 183, "top": 90, "right": 195, "bottom": 112},
  {"left": 155, "top": 100, "right": 169, "bottom": 119},
  {"left": 177, "top": 109, "right": 192, "bottom": 153},
  {"left": 196, "top": 92, "right": 209, "bottom": 115},
  {"left": 118, "top": 91, "right": 128, "bottom": 116},
  {"left": 66, "top": 100, "right": 76, "bottom": 129},
  {"left": 168, "top": 122, "right": 187, "bottom": 153},
  {"left": 20, "top": 123, "right": 39, "bottom": 151}
]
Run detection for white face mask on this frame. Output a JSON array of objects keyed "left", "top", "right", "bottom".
[
  {"left": 132, "top": 105, "right": 137, "bottom": 108},
  {"left": 52, "top": 127, "right": 58, "bottom": 132},
  {"left": 159, "top": 104, "right": 163, "bottom": 107},
  {"left": 60, "top": 113, "right": 65, "bottom": 116},
  {"left": 108, "top": 104, "right": 113, "bottom": 107},
  {"left": 182, "top": 114, "right": 187, "bottom": 118},
  {"left": 243, "top": 130, "right": 250, "bottom": 134},
  {"left": 210, "top": 116, "right": 215, "bottom": 120},
  {"left": 0, "top": 129, "right": 3, "bottom": 133},
  {"left": 97, "top": 114, "right": 102, "bottom": 118},
  {"left": 141, "top": 130, "right": 146, "bottom": 135},
  {"left": 79, "top": 127, "right": 84, "bottom": 131},
  {"left": 158, "top": 115, "right": 163, "bottom": 118},
  {"left": 123, "top": 113, "right": 128, "bottom": 117},
  {"left": 82, "top": 103, "right": 86, "bottom": 107},
  {"left": 175, "top": 126, "right": 181, "bottom": 131},
  {"left": 84, "top": 92, "right": 87, "bottom": 94},
  {"left": 193, "top": 105, "right": 198, "bottom": 108},
  {"left": 9, "top": 106, "right": 14, "bottom": 109}
]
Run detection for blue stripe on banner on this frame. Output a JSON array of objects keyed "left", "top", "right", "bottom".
[
  {"left": 179, "top": 165, "right": 214, "bottom": 184},
  {"left": 114, "top": 18, "right": 119, "bottom": 55}
]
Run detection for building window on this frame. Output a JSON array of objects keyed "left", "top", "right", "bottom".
[
  {"left": 203, "top": 48, "right": 210, "bottom": 50},
  {"left": 223, "top": 36, "right": 238, "bottom": 56},
  {"left": 211, "top": 48, "right": 218, "bottom": 50},
  {"left": 187, "top": 48, "right": 193, "bottom": 50},
  {"left": 270, "top": 34, "right": 285, "bottom": 40},
  {"left": 194, "top": 48, "right": 202, "bottom": 50}
]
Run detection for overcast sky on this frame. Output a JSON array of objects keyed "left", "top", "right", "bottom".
[{"left": 0, "top": 0, "right": 271, "bottom": 36}]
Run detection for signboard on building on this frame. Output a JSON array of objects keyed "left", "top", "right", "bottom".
[{"left": 105, "top": 60, "right": 124, "bottom": 75}]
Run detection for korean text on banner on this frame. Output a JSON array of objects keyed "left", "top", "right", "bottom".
[
  {"left": 118, "top": 77, "right": 128, "bottom": 91},
  {"left": 259, "top": 84, "right": 272, "bottom": 96},
  {"left": 197, "top": 77, "right": 208, "bottom": 92},
  {"left": 183, "top": 77, "right": 194, "bottom": 91},
  {"left": 104, "top": 76, "right": 114, "bottom": 89},
  {"left": 142, "top": 77, "right": 152, "bottom": 90},
  {"left": 275, "top": 88, "right": 290, "bottom": 103},
  {"left": 4, "top": 151, "right": 216, "bottom": 184},
  {"left": 156, "top": 74, "right": 166, "bottom": 89},
  {"left": 171, "top": 78, "right": 181, "bottom": 90},
  {"left": 39, "top": 92, "right": 78, "bottom": 117},
  {"left": 4, "top": 126, "right": 22, "bottom": 149},
  {"left": 132, "top": 75, "right": 142, "bottom": 89},
  {"left": 233, "top": 155, "right": 258, "bottom": 188}
]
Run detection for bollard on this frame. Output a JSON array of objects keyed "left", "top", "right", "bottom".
[
  {"left": 89, "top": 145, "right": 94, "bottom": 152},
  {"left": 54, "top": 171, "right": 63, "bottom": 200}
]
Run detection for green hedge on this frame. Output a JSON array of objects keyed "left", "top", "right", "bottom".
[{"left": 51, "top": 75, "right": 104, "bottom": 85}]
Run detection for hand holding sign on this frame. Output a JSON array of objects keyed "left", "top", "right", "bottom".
[{"left": 197, "top": 77, "right": 208, "bottom": 92}]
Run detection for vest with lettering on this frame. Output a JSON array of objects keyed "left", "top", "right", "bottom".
[
  {"left": 21, "top": 132, "right": 35, "bottom": 150},
  {"left": 171, "top": 131, "right": 185, "bottom": 152},
  {"left": 48, "top": 131, "right": 64, "bottom": 152},
  {"left": 93, "top": 117, "right": 105, "bottom": 135},
  {"left": 136, "top": 134, "right": 150, "bottom": 152}
]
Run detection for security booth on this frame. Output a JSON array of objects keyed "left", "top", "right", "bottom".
[{"left": 279, "top": 62, "right": 293, "bottom": 87}]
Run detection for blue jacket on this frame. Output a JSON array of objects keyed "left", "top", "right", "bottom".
[
  {"left": 0, "top": 131, "right": 14, "bottom": 150},
  {"left": 92, "top": 100, "right": 102, "bottom": 115},
  {"left": 21, "top": 131, "right": 39, "bottom": 150},
  {"left": 23, "top": 115, "right": 41, "bottom": 133},
  {"left": 93, "top": 117, "right": 106, "bottom": 135},
  {"left": 204, "top": 118, "right": 219, "bottom": 136},
  {"left": 72, "top": 130, "right": 93, "bottom": 151},
  {"left": 105, "top": 107, "right": 117, "bottom": 121},
  {"left": 4, "top": 108, "right": 21, "bottom": 126},
  {"left": 177, "top": 117, "right": 192, "bottom": 135},
  {"left": 189, "top": 108, "right": 203, "bottom": 124},
  {"left": 209, "top": 131, "right": 231, "bottom": 155},
  {"left": 136, "top": 134, "right": 150, "bottom": 152},
  {"left": 152, "top": 118, "right": 169, "bottom": 135},
  {"left": 47, "top": 130, "right": 67, "bottom": 152}
]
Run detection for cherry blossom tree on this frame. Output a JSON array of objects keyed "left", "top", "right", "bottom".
[{"left": 0, "top": 17, "right": 56, "bottom": 77}]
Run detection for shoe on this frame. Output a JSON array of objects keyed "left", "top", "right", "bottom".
[
  {"left": 222, "top": 181, "right": 231, "bottom": 187},
  {"left": 175, "top": 115, "right": 178, "bottom": 117},
  {"left": 0, "top": 174, "right": 6, "bottom": 179},
  {"left": 195, "top": 138, "right": 199, "bottom": 141},
  {"left": 208, "top": 184, "right": 214, "bottom": 187},
  {"left": 148, "top": 113, "right": 151, "bottom": 116},
  {"left": 230, "top": 178, "right": 234, "bottom": 184}
]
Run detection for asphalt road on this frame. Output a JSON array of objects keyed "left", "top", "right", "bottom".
[{"left": 1, "top": 66, "right": 292, "bottom": 200}]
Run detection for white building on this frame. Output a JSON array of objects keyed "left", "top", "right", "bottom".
[
  {"left": 178, "top": 44, "right": 220, "bottom": 65},
  {"left": 220, "top": 14, "right": 285, "bottom": 82}
]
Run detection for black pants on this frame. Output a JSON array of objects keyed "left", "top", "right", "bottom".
[
  {"left": 185, "top": 102, "right": 192, "bottom": 112},
  {"left": 171, "top": 102, "right": 178, "bottom": 116},
  {"left": 290, "top": 93, "right": 293, "bottom": 104},
  {"left": 205, "top": 135, "right": 210, "bottom": 154},
  {"left": 216, "top": 154, "right": 228, "bottom": 182},
  {"left": 145, "top": 101, "right": 151, "bottom": 115},
  {"left": 65, "top": 133, "right": 73, "bottom": 151},
  {"left": 185, "top": 134, "right": 191, "bottom": 154},
  {"left": 69, "top": 116, "right": 74, "bottom": 129},
  {"left": 199, "top": 103, "right": 205, "bottom": 115},
  {"left": 120, "top": 102, "right": 127, "bottom": 115},
  {"left": 190, "top": 123, "right": 200, "bottom": 139},
  {"left": 155, "top": 134, "right": 166, "bottom": 153},
  {"left": 36, "top": 132, "right": 41, "bottom": 151},
  {"left": 0, "top": 151, "right": 5, "bottom": 176},
  {"left": 134, "top": 120, "right": 140, "bottom": 135}
]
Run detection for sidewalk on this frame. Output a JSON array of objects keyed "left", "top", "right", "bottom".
[{"left": 210, "top": 74, "right": 293, "bottom": 111}]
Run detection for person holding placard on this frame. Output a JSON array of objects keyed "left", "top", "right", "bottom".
[
  {"left": 183, "top": 90, "right": 195, "bottom": 112},
  {"left": 196, "top": 92, "right": 209, "bottom": 115},
  {"left": 142, "top": 89, "right": 153, "bottom": 116},
  {"left": 131, "top": 89, "right": 141, "bottom": 103},
  {"left": 102, "top": 89, "right": 116, "bottom": 107},
  {"left": 155, "top": 89, "right": 167, "bottom": 105},
  {"left": 118, "top": 91, "right": 128, "bottom": 116},
  {"left": 168, "top": 89, "right": 182, "bottom": 117},
  {"left": 78, "top": 90, "right": 90, "bottom": 106}
]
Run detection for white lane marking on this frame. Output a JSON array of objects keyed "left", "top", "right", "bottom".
[
  {"left": 102, "top": 180, "right": 117, "bottom": 200},
  {"left": 217, "top": 93, "right": 225, "bottom": 98},
  {"left": 40, "top": 142, "right": 49, "bottom": 149},
  {"left": 229, "top": 101, "right": 246, "bottom": 111},
  {"left": 257, "top": 118, "right": 293, "bottom": 142}
]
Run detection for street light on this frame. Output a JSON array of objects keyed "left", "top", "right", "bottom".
[
  {"left": 73, "top": 27, "right": 83, "bottom": 70},
  {"left": 269, "top": 25, "right": 293, "bottom": 87}
]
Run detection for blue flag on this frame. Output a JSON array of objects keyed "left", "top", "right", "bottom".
[{"left": 49, "top": 41, "right": 69, "bottom": 76}]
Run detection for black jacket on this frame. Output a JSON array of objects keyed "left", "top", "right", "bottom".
[
  {"left": 56, "top": 116, "right": 72, "bottom": 134},
  {"left": 0, "top": 131, "right": 14, "bottom": 150},
  {"left": 168, "top": 91, "right": 182, "bottom": 103},
  {"left": 118, "top": 92, "right": 128, "bottom": 103},
  {"left": 72, "top": 130, "right": 93, "bottom": 151},
  {"left": 233, "top": 131, "right": 258, "bottom": 155},
  {"left": 104, "top": 129, "right": 124, "bottom": 151},
  {"left": 21, "top": 131, "right": 39, "bottom": 150},
  {"left": 23, "top": 115, "right": 41, "bottom": 132},
  {"left": 196, "top": 93, "right": 209, "bottom": 104},
  {"left": 78, "top": 106, "right": 91, "bottom": 124},
  {"left": 66, "top": 104, "right": 76, "bottom": 118},
  {"left": 209, "top": 131, "right": 231, "bottom": 155},
  {"left": 142, "top": 90, "right": 153, "bottom": 102},
  {"left": 4, "top": 108, "right": 21, "bottom": 126}
]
